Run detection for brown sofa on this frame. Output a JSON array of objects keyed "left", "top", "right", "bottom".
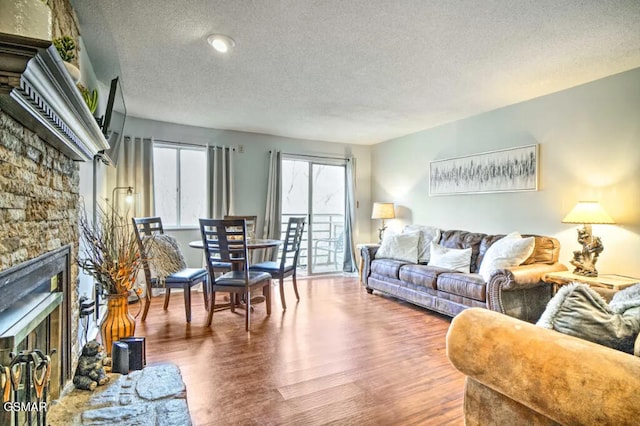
[
  {"left": 361, "top": 229, "right": 567, "bottom": 322},
  {"left": 447, "top": 308, "right": 640, "bottom": 425}
]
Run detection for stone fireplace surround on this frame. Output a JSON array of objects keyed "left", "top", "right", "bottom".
[{"left": 1, "top": 18, "right": 109, "bottom": 423}]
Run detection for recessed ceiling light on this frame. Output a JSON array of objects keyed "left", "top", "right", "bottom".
[{"left": 207, "top": 34, "right": 235, "bottom": 53}]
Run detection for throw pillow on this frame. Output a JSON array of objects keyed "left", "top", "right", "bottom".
[
  {"left": 537, "top": 283, "right": 640, "bottom": 354},
  {"left": 374, "top": 231, "right": 420, "bottom": 263},
  {"left": 143, "top": 234, "right": 187, "bottom": 285},
  {"left": 429, "top": 241, "right": 472, "bottom": 273},
  {"left": 404, "top": 224, "right": 441, "bottom": 264},
  {"left": 478, "top": 232, "right": 535, "bottom": 282}
]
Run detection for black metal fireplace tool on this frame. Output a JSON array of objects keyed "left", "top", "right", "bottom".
[{"left": 7, "top": 349, "right": 55, "bottom": 426}]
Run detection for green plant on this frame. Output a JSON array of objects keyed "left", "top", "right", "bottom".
[
  {"left": 77, "top": 83, "right": 98, "bottom": 114},
  {"left": 53, "top": 36, "right": 76, "bottom": 62}
]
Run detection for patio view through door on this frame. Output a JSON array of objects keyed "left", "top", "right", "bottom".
[{"left": 281, "top": 157, "right": 346, "bottom": 275}]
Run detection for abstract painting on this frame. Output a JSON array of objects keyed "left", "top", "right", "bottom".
[{"left": 429, "top": 144, "right": 538, "bottom": 195}]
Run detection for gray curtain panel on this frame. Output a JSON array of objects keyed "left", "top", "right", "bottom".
[
  {"left": 262, "top": 150, "right": 282, "bottom": 262},
  {"left": 343, "top": 156, "right": 357, "bottom": 273},
  {"left": 116, "top": 136, "right": 154, "bottom": 217},
  {"left": 207, "top": 145, "right": 235, "bottom": 219}
]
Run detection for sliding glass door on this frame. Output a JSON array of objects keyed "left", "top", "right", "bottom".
[{"left": 281, "top": 157, "right": 346, "bottom": 275}]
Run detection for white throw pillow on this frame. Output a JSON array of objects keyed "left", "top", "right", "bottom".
[
  {"left": 478, "top": 232, "right": 535, "bottom": 282},
  {"left": 375, "top": 231, "right": 420, "bottom": 263},
  {"left": 404, "top": 224, "right": 441, "bottom": 263},
  {"left": 429, "top": 242, "right": 472, "bottom": 273}
]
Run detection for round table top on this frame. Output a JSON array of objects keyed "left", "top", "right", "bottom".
[{"left": 188, "top": 238, "right": 282, "bottom": 250}]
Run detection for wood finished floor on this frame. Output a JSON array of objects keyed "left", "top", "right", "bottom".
[{"left": 138, "top": 276, "right": 464, "bottom": 425}]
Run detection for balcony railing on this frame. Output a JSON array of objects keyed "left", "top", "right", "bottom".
[{"left": 280, "top": 212, "right": 344, "bottom": 272}]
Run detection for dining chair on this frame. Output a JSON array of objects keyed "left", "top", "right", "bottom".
[
  {"left": 249, "top": 216, "right": 306, "bottom": 310},
  {"left": 199, "top": 218, "right": 272, "bottom": 330},
  {"left": 132, "top": 217, "right": 208, "bottom": 323},
  {"left": 223, "top": 215, "right": 258, "bottom": 238},
  {"left": 313, "top": 223, "right": 344, "bottom": 269}
]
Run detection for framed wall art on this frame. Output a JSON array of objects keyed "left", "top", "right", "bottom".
[{"left": 429, "top": 144, "right": 538, "bottom": 196}]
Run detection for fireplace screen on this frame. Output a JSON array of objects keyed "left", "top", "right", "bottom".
[{"left": 0, "top": 246, "right": 71, "bottom": 426}]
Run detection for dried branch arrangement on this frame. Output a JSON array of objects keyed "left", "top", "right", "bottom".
[{"left": 78, "top": 204, "right": 144, "bottom": 295}]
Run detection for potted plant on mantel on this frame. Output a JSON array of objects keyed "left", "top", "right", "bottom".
[
  {"left": 52, "top": 36, "right": 80, "bottom": 83},
  {"left": 77, "top": 204, "right": 144, "bottom": 355}
]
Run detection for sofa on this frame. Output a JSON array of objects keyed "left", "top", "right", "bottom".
[
  {"left": 361, "top": 227, "right": 567, "bottom": 322},
  {"left": 447, "top": 308, "right": 640, "bottom": 425}
]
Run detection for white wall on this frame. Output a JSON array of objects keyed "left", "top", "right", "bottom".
[
  {"left": 120, "top": 117, "right": 373, "bottom": 267},
  {"left": 77, "top": 37, "right": 111, "bottom": 340},
  {"left": 371, "top": 68, "right": 640, "bottom": 277}
]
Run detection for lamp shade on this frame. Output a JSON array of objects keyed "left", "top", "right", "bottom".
[
  {"left": 371, "top": 202, "right": 395, "bottom": 220},
  {"left": 562, "top": 201, "right": 615, "bottom": 224}
]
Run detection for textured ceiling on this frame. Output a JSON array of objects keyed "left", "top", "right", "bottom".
[{"left": 71, "top": 0, "right": 640, "bottom": 145}]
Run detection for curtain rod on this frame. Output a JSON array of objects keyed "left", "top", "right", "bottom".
[
  {"left": 271, "top": 151, "right": 350, "bottom": 161},
  {"left": 154, "top": 139, "right": 235, "bottom": 150}
]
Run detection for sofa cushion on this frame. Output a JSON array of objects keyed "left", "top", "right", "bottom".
[
  {"left": 429, "top": 242, "right": 472, "bottom": 273},
  {"left": 399, "top": 264, "right": 444, "bottom": 290},
  {"left": 370, "top": 258, "right": 409, "bottom": 280},
  {"left": 521, "top": 235, "right": 561, "bottom": 265},
  {"left": 436, "top": 273, "right": 487, "bottom": 302},
  {"left": 404, "top": 224, "right": 441, "bottom": 264},
  {"left": 478, "top": 232, "right": 535, "bottom": 282},
  {"left": 537, "top": 283, "right": 640, "bottom": 354},
  {"left": 375, "top": 231, "right": 420, "bottom": 263},
  {"left": 439, "top": 230, "right": 487, "bottom": 273}
]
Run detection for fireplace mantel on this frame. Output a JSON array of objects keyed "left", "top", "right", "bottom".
[{"left": 0, "top": 32, "right": 109, "bottom": 161}]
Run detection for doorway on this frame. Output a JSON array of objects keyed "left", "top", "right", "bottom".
[{"left": 281, "top": 157, "right": 346, "bottom": 274}]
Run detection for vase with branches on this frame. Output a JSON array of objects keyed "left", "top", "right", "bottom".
[
  {"left": 78, "top": 204, "right": 144, "bottom": 354},
  {"left": 78, "top": 203, "right": 144, "bottom": 296}
]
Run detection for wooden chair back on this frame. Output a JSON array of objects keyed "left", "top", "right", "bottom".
[
  {"left": 199, "top": 218, "right": 250, "bottom": 280},
  {"left": 224, "top": 215, "right": 257, "bottom": 238},
  {"left": 280, "top": 217, "right": 306, "bottom": 269},
  {"left": 131, "top": 216, "right": 164, "bottom": 292}
]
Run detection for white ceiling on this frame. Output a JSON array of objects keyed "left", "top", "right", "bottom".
[{"left": 71, "top": 0, "right": 640, "bottom": 145}]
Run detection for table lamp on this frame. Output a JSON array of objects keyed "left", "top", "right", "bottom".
[
  {"left": 562, "top": 201, "right": 615, "bottom": 277},
  {"left": 371, "top": 202, "right": 395, "bottom": 243}
]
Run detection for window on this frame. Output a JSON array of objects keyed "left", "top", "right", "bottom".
[{"left": 153, "top": 144, "right": 207, "bottom": 227}]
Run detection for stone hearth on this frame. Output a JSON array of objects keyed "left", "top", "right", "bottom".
[{"left": 47, "top": 363, "right": 191, "bottom": 426}]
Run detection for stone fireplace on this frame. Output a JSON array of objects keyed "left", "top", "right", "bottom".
[
  {"left": 1, "top": 26, "right": 109, "bottom": 424},
  {"left": 0, "top": 245, "right": 71, "bottom": 425}
]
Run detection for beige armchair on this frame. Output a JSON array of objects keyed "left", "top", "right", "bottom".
[{"left": 446, "top": 308, "right": 640, "bottom": 425}]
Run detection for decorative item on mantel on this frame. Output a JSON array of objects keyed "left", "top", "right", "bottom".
[
  {"left": 77, "top": 83, "right": 98, "bottom": 114},
  {"left": 371, "top": 202, "right": 396, "bottom": 243},
  {"left": 53, "top": 35, "right": 80, "bottom": 83},
  {"left": 562, "top": 201, "right": 616, "bottom": 277},
  {"left": 78, "top": 203, "right": 144, "bottom": 356}
]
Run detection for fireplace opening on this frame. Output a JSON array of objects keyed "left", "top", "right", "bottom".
[{"left": 0, "top": 245, "right": 72, "bottom": 426}]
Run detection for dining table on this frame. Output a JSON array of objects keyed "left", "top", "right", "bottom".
[{"left": 188, "top": 238, "right": 282, "bottom": 251}]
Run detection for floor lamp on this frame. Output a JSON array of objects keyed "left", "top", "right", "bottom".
[{"left": 111, "top": 186, "right": 135, "bottom": 225}]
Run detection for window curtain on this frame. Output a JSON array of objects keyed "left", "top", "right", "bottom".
[
  {"left": 261, "top": 150, "right": 282, "bottom": 261},
  {"left": 207, "top": 146, "right": 235, "bottom": 218},
  {"left": 342, "top": 157, "right": 357, "bottom": 273},
  {"left": 115, "top": 136, "right": 154, "bottom": 217}
]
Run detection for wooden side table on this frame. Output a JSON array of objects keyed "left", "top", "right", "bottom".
[
  {"left": 357, "top": 243, "right": 380, "bottom": 283},
  {"left": 543, "top": 271, "right": 640, "bottom": 293}
]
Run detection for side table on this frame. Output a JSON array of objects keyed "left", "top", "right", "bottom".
[
  {"left": 543, "top": 271, "right": 640, "bottom": 294},
  {"left": 357, "top": 243, "right": 380, "bottom": 283}
]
